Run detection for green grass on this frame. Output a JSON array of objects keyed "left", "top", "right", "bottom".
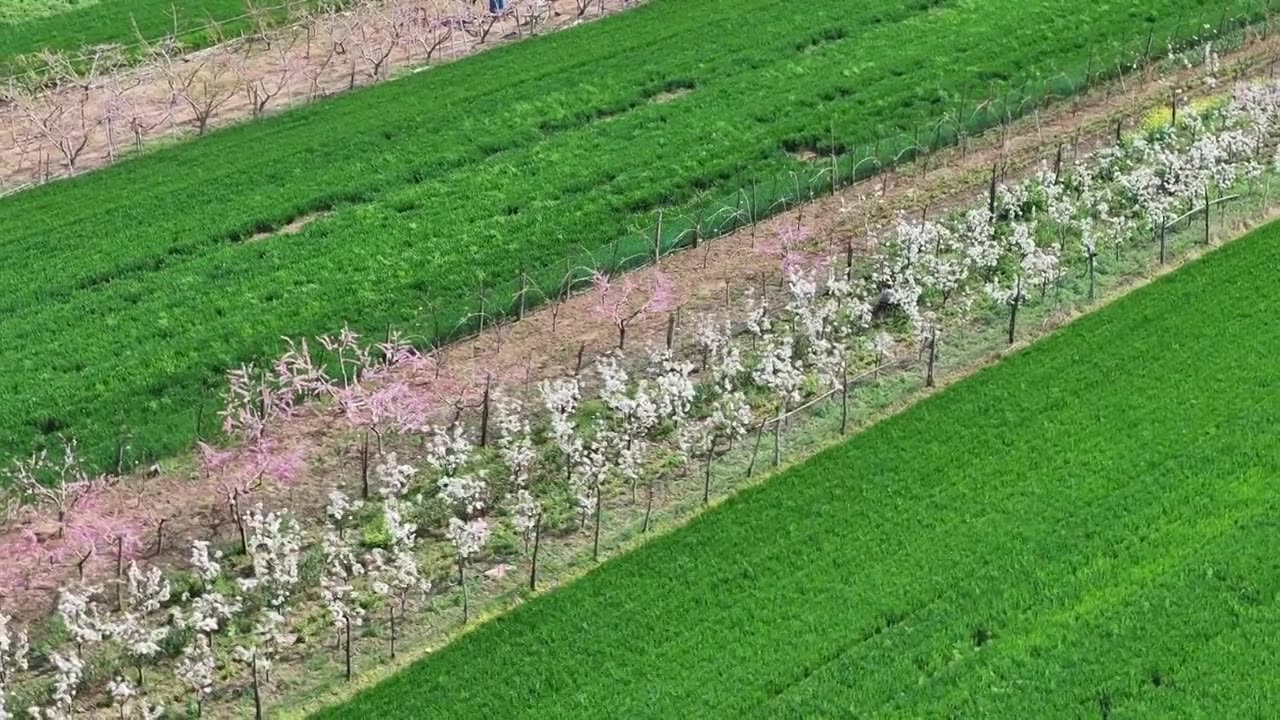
[
  {"left": 0, "top": 0, "right": 326, "bottom": 70},
  {"left": 314, "top": 213, "right": 1280, "bottom": 718},
  {"left": 0, "top": 0, "right": 102, "bottom": 25},
  {"left": 0, "top": 0, "right": 1258, "bottom": 469}
]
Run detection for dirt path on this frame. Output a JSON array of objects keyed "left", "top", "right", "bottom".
[
  {"left": 0, "top": 0, "right": 639, "bottom": 191},
  {"left": 0, "top": 21, "right": 1275, "bottom": 620}
]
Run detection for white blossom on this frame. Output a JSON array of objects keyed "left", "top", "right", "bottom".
[
  {"left": 56, "top": 586, "right": 104, "bottom": 649},
  {"left": 375, "top": 453, "right": 417, "bottom": 499},
  {"left": 753, "top": 336, "right": 805, "bottom": 407},
  {"left": 540, "top": 377, "right": 583, "bottom": 465},
  {"left": 125, "top": 562, "right": 171, "bottom": 614},
  {"left": 494, "top": 393, "right": 535, "bottom": 488},
  {"left": 189, "top": 540, "right": 222, "bottom": 586},
  {"left": 0, "top": 614, "right": 29, "bottom": 720},
  {"left": 238, "top": 505, "right": 303, "bottom": 608},
  {"left": 176, "top": 634, "right": 215, "bottom": 710},
  {"left": 29, "top": 652, "right": 82, "bottom": 719},
  {"left": 446, "top": 518, "right": 490, "bottom": 561},
  {"left": 180, "top": 590, "right": 242, "bottom": 636}
]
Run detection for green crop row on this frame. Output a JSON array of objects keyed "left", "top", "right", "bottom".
[
  {"left": 0, "top": 0, "right": 327, "bottom": 71},
  {"left": 0, "top": 0, "right": 1260, "bottom": 469},
  {"left": 316, "top": 208, "right": 1280, "bottom": 718}
]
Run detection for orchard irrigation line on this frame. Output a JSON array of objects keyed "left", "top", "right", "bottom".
[
  {"left": 1167, "top": 192, "right": 1242, "bottom": 227},
  {"left": 0, "top": 180, "right": 31, "bottom": 198}
]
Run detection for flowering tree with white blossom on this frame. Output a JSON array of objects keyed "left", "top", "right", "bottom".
[
  {"left": 0, "top": 614, "right": 28, "bottom": 720},
  {"left": 176, "top": 634, "right": 215, "bottom": 718},
  {"left": 370, "top": 497, "right": 429, "bottom": 659}
]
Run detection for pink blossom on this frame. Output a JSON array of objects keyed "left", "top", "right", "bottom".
[{"left": 592, "top": 271, "right": 675, "bottom": 349}]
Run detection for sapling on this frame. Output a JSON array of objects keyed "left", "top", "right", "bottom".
[
  {"left": 0, "top": 614, "right": 29, "bottom": 720},
  {"left": 320, "top": 525, "right": 364, "bottom": 681},
  {"left": 176, "top": 634, "right": 215, "bottom": 718},
  {"left": 370, "top": 497, "right": 429, "bottom": 659},
  {"left": 446, "top": 518, "right": 490, "bottom": 624},
  {"left": 28, "top": 651, "right": 84, "bottom": 719},
  {"left": 109, "top": 562, "right": 172, "bottom": 688},
  {"left": 700, "top": 391, "right": 753, "bottom": 503},
  {"left": 592, "top": 271, "right": 675, "bottom": 350},
  {"left": 752, "top": 335, "right": 805, "bottom": 467}
]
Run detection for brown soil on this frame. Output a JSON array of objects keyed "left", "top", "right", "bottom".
[
  {"left": 650, "top": 86, "right": 692, "bottom": 104},
  {"left": 249, "top": 209, "right": 333, "bottom": 241}
]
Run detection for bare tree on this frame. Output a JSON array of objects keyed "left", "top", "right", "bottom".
[
  {"left": 12, "top": 83, "right": 102, "bottom": 175},
  {"left": 102, "top": 72, "right": 152, "bottom": 162},
  {"left": 407, "top": 0, "right": 459, "bottom": 62},
  {"left": 354, "top": 7, "right": 405, "bottom": 81},
  {"left": 324, "top": 12, "right": 362, "bottom": 91},
  {"left": 475, "top": 0, "right": 510, "bottom": 44},
  {"left": 160, "top": 37, "right": 239, "bottom": 136},
  {"left": 9, "top": 48, "right": 127, "bottom": 175},
  {"left": 234, "top": 34, "right": 299, "bottom": 119}
]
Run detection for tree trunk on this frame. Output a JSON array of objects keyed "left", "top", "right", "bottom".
[
  {"left": 153, "top": 517, "right": 167, "bottom": 557},
  {"left": 642, "top": 478, "right": 655, "bottom": 533},
  {"left": 360, "top": 430, "right": 371, "bottom": 500},
  {"left": 233, "top": 492, "right": 248, "bottom": 554},
  {"left": 703, "top": 441, "right": 714, "bottom": 504},
  {"left": 459, "top": 557, "right": 469, "bottom": 624},
  {"left": 115, "top": 536, "right": 125, "bottom": 612},
  {"left": 344, "top": 616, "right": 353, "bottom": 681},
  {"left": 746, "top": 422, "right": 766, "bottom": 478},
  {"left": 389, "top": 604, "right": 397, "bottom": 660},
  {"left": 925, "top": 328, "right": 939, "bottom": 388},
  {"left": 251, "top": 655, "right": 263, "bottom": 720},
  {"left": 772, "top": 411, "right": 783, "bottom": 467},
  {"left": 1159, "top": 222, "right": 1167, "bottom": 265},
  {"left": 1088, "top": 253, "right": 1097, "bottom": 300},
  {"left": 479, "top": 378, "right": 492, "bottom": 447},
  {"left": 987, "top": 162, "right": 998, "bottom": 217},
  {"left": 592, "top": 481, "right": 603, "bottom": 561},
  {"left": 1204, "top": 185, "right": 1211, "bottom": 245},
  {"left": 529, "top": 514, "right": 542, "bottom": 592},
  {"left": 840, "top": 365, "right": 850, "bottom": 434},
  {"left": 1006, "top": 280, "right": 1021, "bottom": 346}
]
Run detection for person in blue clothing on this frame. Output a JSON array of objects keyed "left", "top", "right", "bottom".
[{"left": 488, "top": 0, "right": 507, "bottom": 12}]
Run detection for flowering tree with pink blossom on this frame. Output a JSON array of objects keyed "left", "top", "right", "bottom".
[{"left": 592, "top": 271, "right": 675, "bottom": 350}]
